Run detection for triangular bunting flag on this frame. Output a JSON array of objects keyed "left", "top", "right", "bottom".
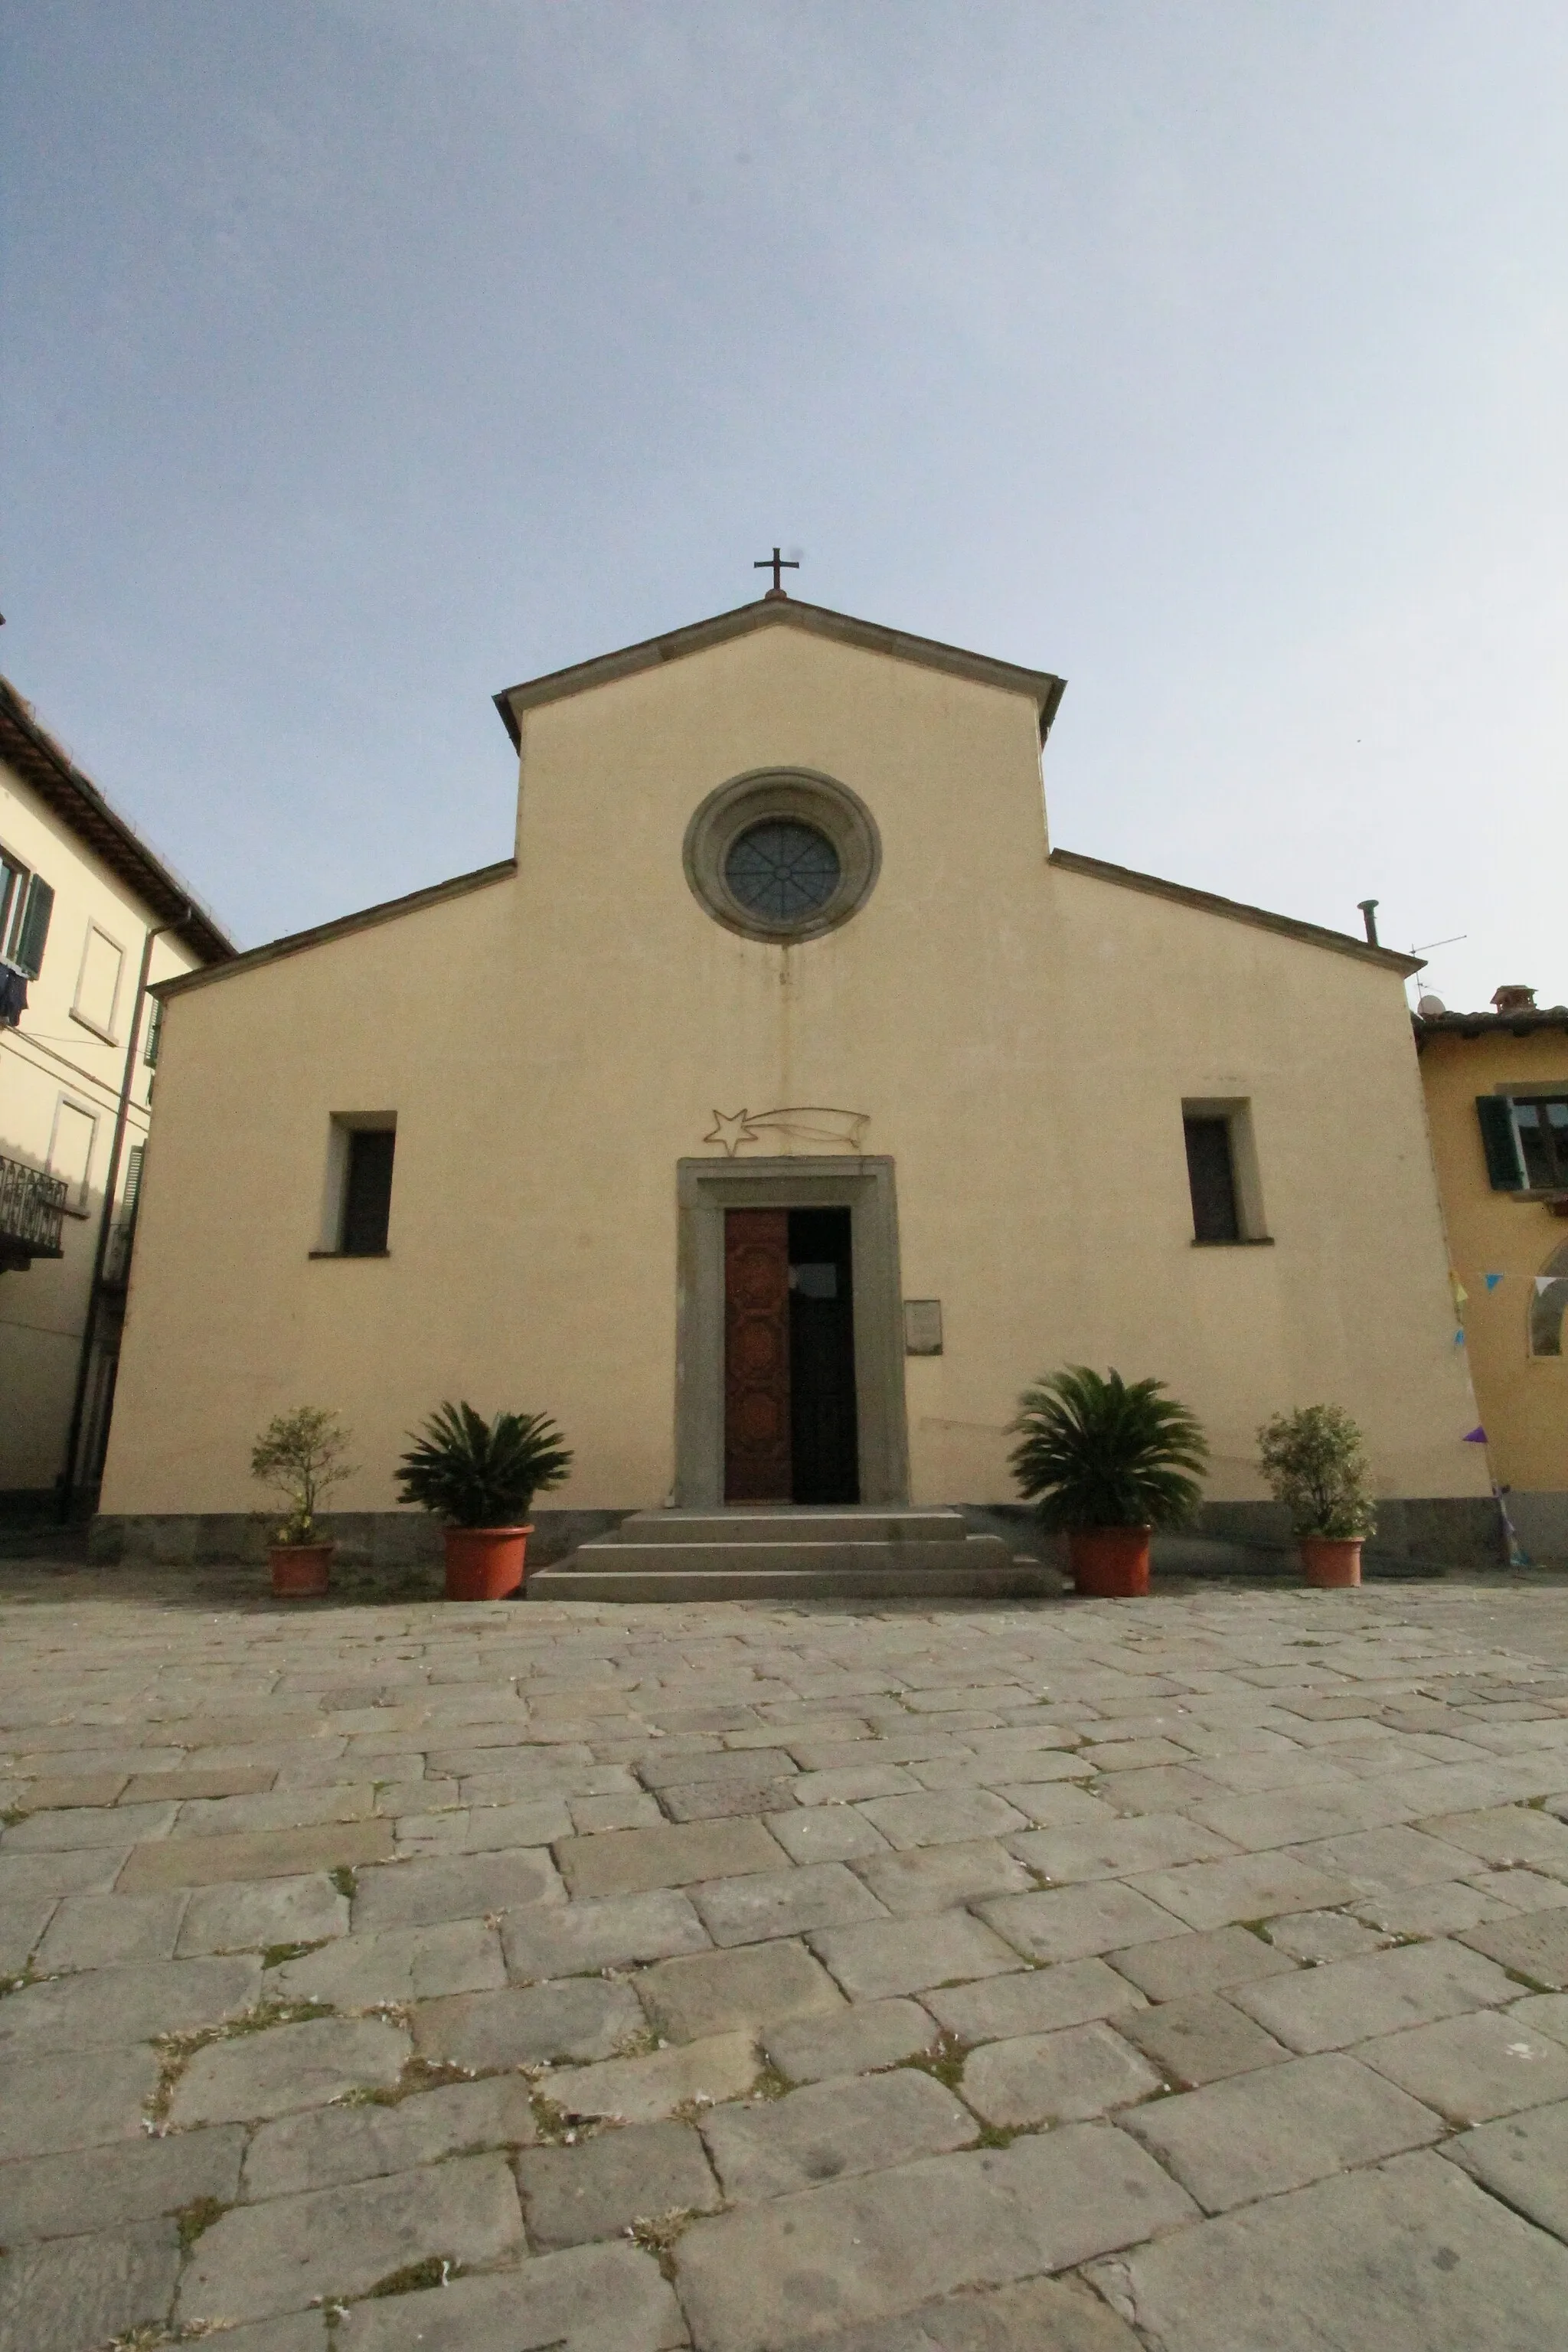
[
  {"left": 1484, "top": 1272, "right": 1504, "bottom": 1292},
  {"left": 1453, "top": 1327, "right": 1466, "bottom": 1346},
  {"left": 1462, "top": 1425, "right": 1488, "bottom": 1443},
  {"left": 1538, "top": 1275, "right": 1560, "bottom": 1295},
  {"left": 1449, "top": 1273, "right": 1468, "bottom": 1310}
]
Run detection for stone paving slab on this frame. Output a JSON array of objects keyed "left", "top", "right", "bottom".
[
  {"left": 1232, "top": 1935, "right": 1519, "bottom": 2051},
  {"left": 0, "top": 2216, "right": 180, "bottom": 2352},
  {"left": 117, "top": 1817, "right": 394, "bottom": 1890},
  {"left": 1354, "top": 2004, "right": 1568, "bottom": 2123},
  {"left": 243, "top": 2074, "right": 537, "bottom": 2197},
  {"left": 413, "top": 1975, "right": 645, "bottom": 2066},
  {"left": 1123, "top": 2049, "right": 1444, "bottom": 2209},
  {"left": 1116, "top": 1990, "right": 1291, "bottom": 2087},
  {"left": 0, "top": 2121, "right": 245, "bottom": 2242},
  {"left": 766, "top": 1995, "right": 939, "bottom": 2082},
  {"left": 962, "top": 2022, "right": 1163, "bottom": 2125},
  {"left": 169, "top": 2014, "right": 411, "bottom": 2125},
  {"left": 556, "top": 1817, "right": 785, "bottom": 1897},
  {"left": 636, "top": 1936, "right": 845, "bottom": 2041},
  {"left": 177, "top": 2149, "right": 524, "bottom": 2322},
  {"left": 1444, "top": 2097, "right": 1568, "bottom": 2240},
  {"left": 34, "top": 1887, "right": 189, "bottom": 1969},
  {"left": 548, "top": 2027, "right": 760, "bottom": 2122},
  {"left": 703, "top": 2067, "right": 976, "bottom": 2200},
  {"left": 1089, "top": 2148, "right": 1568, "bottom": 2350},
  {"left": 0, "top": 1952, "right": 261, "bottom": 2053},
  {"left": 925, "top": 1956, "right": 1145, "bottom": 2045},
  {"left": 779, "top": 2275, "right": 1145, "bottom": 2351},
  {"left": 501, "top": 1886, "right": 711, "bottom": 1979},
  {"left": 518, "top": 2116, "right": 722, "bottom": 2247},
  {"left": 1457, "top": 1905, "right": 1568, "bottom": 1987},
  {"left": 809, "top": 1909, "right": 1023, "bottom": 1998},
  {"left": 674, "top": 2126, "right": 1199, "bottom": 2351},
  {"left": 341, "top": 2239, "right": 686, "bottom": 2350}
]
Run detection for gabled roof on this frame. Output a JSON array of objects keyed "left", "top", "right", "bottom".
[
  {"left": 0, "top": 676, "right": 234, "bottom": 965},
  {"left": 495, "top": 593, "right": 1068, "bottom": 749},
  {"left": 1050, "top": 848, "right": 1424, "bottom": 975}
]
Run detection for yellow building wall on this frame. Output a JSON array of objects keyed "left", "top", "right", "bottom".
[
  {"left": 100, "top": 622, "right": 1487, "bottom": 1519},
  {"left": 1418, "top": 1027, "right": 1568, "bottom": 1494},
  {"left": 0, "top": 750, "right": 200, "bottom": 1491}
]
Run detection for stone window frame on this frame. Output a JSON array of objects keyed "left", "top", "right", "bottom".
[{"left": 683, "top": 767, "right": 881, "bottom": 944}]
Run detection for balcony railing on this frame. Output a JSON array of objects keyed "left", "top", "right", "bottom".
[{"left": 0, "top": 1153, "right": 68, "bottom": 1266}]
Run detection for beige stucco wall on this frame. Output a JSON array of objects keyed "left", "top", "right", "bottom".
[
  {"left": 0, "top": 750, "right": 200, "bottom": 1491},
  {"left": 100, "top": 620, "right": 1488, "bottom": 1519},
  {"left": 1418, "top": 1027, "right": 1568, "bottom": 1494}
]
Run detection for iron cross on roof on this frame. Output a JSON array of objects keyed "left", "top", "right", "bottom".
[{"left": 754, "top": 547, "right": 799, "bottom": 599}]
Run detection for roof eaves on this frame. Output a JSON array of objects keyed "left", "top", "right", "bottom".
[
  {"left": 1050, "top": 848, "right": 1424, "bottom": 975},
  {"left": 0, "top": 677, "right": 235, "bottom": 964},
  {"left": 155, "top": 858, "right": 517, "bottom": 1001},
  {"left": 493, "top": 596, "right": 1067, "bottom": 749},
  {"left": 1413, "top": 1009, "right": 1568, "bottom": 1041}
]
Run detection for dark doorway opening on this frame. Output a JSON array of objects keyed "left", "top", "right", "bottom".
[
  {"left": 721, "top": 1205, "right": 859, "bottom": 1504},
  {"left": 788, "top": 1207, "right": 859, "bottom": 1504}
]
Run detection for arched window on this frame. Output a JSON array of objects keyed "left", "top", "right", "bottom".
[{"left": 1529, "top": 1243, "right": 1568, "bottom": 1357}]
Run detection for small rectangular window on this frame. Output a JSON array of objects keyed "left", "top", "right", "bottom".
[
  {"left": 1482, "top": 1094, "right": 1568, "bottom": 1192},
  {"left": 341, "top": 1128, "right": 396, "bottom": 1255},
  {"left": 1184, "top": 1116, "right": 1240, "bottom": 1243}
]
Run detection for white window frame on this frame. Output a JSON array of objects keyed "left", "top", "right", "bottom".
[
  {"left": 70, "top": 921, "right": 127, "bottom": 1044},
  {"left": 47, "top": 1095, "right": 100, "bottom": 1217}
]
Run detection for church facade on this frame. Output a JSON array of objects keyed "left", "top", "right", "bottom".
[{"left": 97, "top": 593, "right": 1491, "bottom": 1560}]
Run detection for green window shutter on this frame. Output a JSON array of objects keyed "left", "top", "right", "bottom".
[
  {"left": 1476, "top": 1096, "right": 1524, "bottom": 1190},
  {"left": 11, "top": 875, "right": 54, "bottom": 978},
  {"left": 143, "top": 997, "right": 164, "bottom": 1067}
]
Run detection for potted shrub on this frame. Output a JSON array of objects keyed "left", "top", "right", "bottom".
[
  {"left": 396, "top": 1400, "right": 573, "bottom": 1600},
  {"left": 1257, "top": 1403, "right": 1376, "bottom": 1587},
  {"left": 1008, "top": 1366, "right": 1208, "bottom": 1597},
  {"left": 250, "top": 1406, "right": 354, "bottom": 1598}
]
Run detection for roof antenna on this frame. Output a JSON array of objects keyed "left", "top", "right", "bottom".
[{"left": 1357, "top": 898, "right": 1380, "bottom": 946}]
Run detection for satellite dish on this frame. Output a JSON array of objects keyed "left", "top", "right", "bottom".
[{"left": 1416, "top": 994, "right": 1447, "bottom": 1018}]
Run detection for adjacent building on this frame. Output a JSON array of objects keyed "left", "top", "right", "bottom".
[
  {"left": 0, "top": 678, "right": 233, "bottom": 1510},
  {"left": 98, "top": 591, "right": 1491, "bottom": 1563},
  {"left": 1415, "top": 986, "right": 1568, "bottom": 1565}
]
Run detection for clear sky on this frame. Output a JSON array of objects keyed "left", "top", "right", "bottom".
[{"left": 3, "top": 2, "right": 1564, "bottom": 1012}]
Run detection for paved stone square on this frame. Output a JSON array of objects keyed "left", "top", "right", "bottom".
[{"left": 2, "top": 1561, "right": 1568, "bottom": 2349}]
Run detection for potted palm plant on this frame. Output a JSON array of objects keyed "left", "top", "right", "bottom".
[
  {"left": 1257, "top": 1403, "right": 1376, "bottom": 1587},
  {"left": 251, "top": 1406, "right": 354, "bottom": 1598},
  {"left": 396, "top": 1400, "right": 573, "bottom": 1600},
  {"left": 1009, "top": 1366, "right": 1208, "bottom": 1597}
]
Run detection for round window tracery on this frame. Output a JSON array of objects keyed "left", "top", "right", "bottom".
[
  {"left": 725, "top": 821, "right": 841, "bottom": 920},
  {"left": 684, "top": 768, "right": 880, "bottom": 942}
]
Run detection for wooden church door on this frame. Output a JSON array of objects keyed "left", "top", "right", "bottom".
[{"left": 724, "top": 1209, "right": 792, "bottom": 1501}]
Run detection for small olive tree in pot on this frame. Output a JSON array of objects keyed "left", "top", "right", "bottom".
[
  {"left": 250, "top": 1406, "right": 355, "bottom": 1597},
  {"left": 1009, "top": 1367, "right": 1208, "bottom": 1596},
  {"left": 397, "top": 1401, "right": 573, "bottom": 1599},
  {"left": 1257, "top": 1403, "right": 1376, "bottom": 1587}
]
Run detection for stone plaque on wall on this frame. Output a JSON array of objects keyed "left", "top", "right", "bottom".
[{"left": 903, "top": 1298, "right": 943, "bottom": 1355}]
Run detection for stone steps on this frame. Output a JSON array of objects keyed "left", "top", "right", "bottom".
[{"left": 525, "top": 1506, "right": 1060, "bottom": 1602}]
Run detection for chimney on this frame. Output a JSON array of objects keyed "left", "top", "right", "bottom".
[{"left": 1491, "top": 985, "right": 1537, "bottom": 1014}]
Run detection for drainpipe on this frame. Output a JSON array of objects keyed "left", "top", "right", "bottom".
[{"left": 58, "top": 910, "right": 186, "bottom": 1519}]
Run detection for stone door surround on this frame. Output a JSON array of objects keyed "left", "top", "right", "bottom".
[{"left": 675, "top": 1155, "right": 910, "bottom": 1508}]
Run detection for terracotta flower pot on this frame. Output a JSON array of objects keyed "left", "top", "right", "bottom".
[
  {"left": 1067, "top": 1527, "right": 1152, "bottom": 1598},
  {"left": 269, "top": 1542, "right": 333, "bottom": 1598},
  {"left": 1299, "top": 1536, "right": 1363, "bottom": 1588},
  {"left": 444, "top": 1525, "right": 532, "bottom": 1601}
]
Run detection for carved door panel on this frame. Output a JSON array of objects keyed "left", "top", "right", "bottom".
[{"left": 724, "top": 1208, "right": 791, "bottom": 1501}]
